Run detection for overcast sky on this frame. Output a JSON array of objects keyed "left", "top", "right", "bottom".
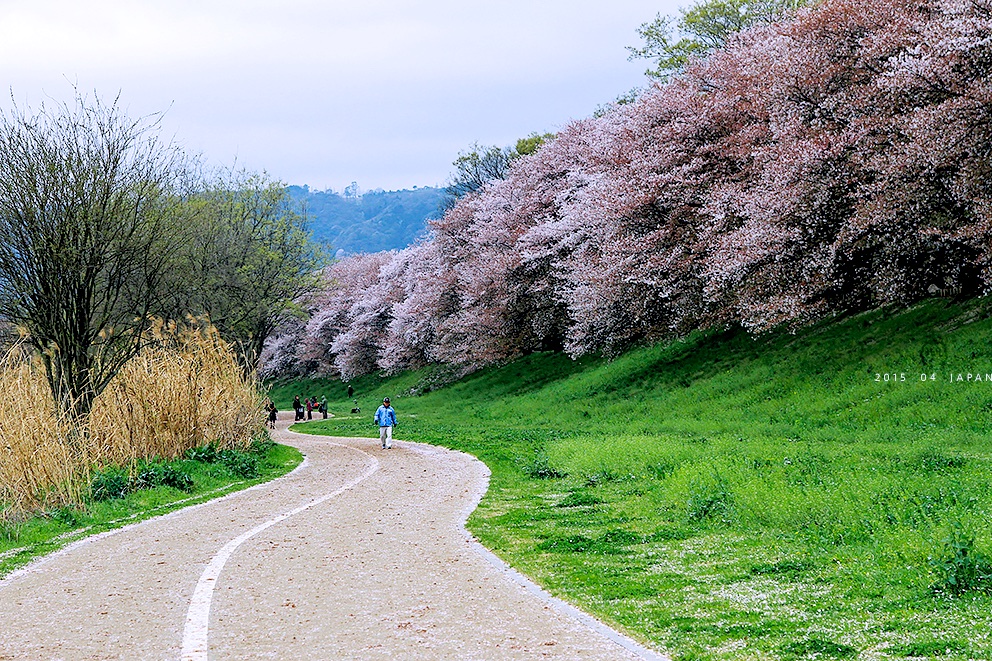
[{"left": 1, "top": 0, "right": 679, "bottom": 192}]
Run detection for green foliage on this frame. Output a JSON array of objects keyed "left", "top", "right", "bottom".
[
  {"left": 538, "top": 529, "right": 641, "bottom": 555},
  {"left": 217, "top": 449, "right": 260, "bottom": 479},
  {"left": 90, "top": 442, "right": 270, "bottom": 503},
  {"left": 49, "top": 508, "right": 80, "bottom": 527},
  {"left": 514, "top": 132, "right": 556, "bottom": 157},
  {"left": 183, "top": 442, "right": 260, "bottom": 479},
  {"left": 90, "top": 460, "right": 195, "bottom": 500},
  {"left": 779, "top": 638, "right": 858, "bottom": 660},
  {"left": 628, "top": 0, "right": 812, "bottom": 79},
  {"left": 685, "top": 473, "right": 734, "bottom": 523},
  {"left": 408, "top": 363, "right": 475, "bottom": 395},
  {"left": 185, "top": 444, "right": 218, "bottom": 463},
  {"left": 592, "top": 88, "right": 642, "bottom": 118},
  {"left": 918, "top": 450, "right": 968, "bottom": 472},
  {"left": 249, "top": 435, "right": 276, "bottom": 455},
  {"left": 523, "top": 452, "right": 565, "bottom": 479},
  {"left": 930, "top": 524, "right": 992, "bottom": 596},
  {"left": 891, "top": 639, "right": 970, "bottom": 657},
  {"left": 89, "top": 468, "right": 131, "bottom": 501},
  {"left": 749, "top": 558, "right": 816, "bottom": 578},
  {"left": 557, "top": 490, "right": 602, "bottom": 508},
  {"left": 445, "top": 143, "right": 516, "bottom": 200},
  {"left": 133, "top": 463, "right": 165, "bottom": 490},
  {"left": 161, "top": 465, "right": 195, "bottom": 493},
  {"left": 186, "top": 169, "right": 324, "bottom": 369}
]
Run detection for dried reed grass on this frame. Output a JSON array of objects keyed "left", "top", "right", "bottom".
[
  {"left": 0, "top": 348, "right": 86, "bottom": 518},
  {"left": 0, "top": 321, "right": 266, "bottom": 520},
  {"left": 90, "top": 321, "right": 266, "bottom": 464}
]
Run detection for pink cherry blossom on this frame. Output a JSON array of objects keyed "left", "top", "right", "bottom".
[{"left": 263, "top": 0, "right": 992, "bottom": 378}]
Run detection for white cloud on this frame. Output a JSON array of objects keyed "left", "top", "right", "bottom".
[{"left": 0, "top": 0, "right": 678, "bottom": 191}]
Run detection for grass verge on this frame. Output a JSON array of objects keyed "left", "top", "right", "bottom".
[
  {"left": 279, "top": 298, "right": 992, "bottom": 660},
  {"left": 0, "top": 439, "right": 302, "bottom": 579}
]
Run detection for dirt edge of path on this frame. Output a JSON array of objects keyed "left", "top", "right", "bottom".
[{"left": 402, "top": 440, "right": 671, "bottom": 661}]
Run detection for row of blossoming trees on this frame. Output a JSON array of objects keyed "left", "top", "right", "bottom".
[{"left": 266, "top": 0, "right": 992, "bottom": 381}]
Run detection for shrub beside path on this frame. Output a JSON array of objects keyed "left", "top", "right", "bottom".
[{"left": 0, "top": 414, "right": 665, "bottom": 659}]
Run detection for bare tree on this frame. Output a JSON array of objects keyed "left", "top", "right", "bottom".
[
  {"left": 441, "top": 134, "right": 555, "bottom": 211},
  {"left": 0, "top": 94, "right": 194, "bottom": 419},
  {"left": 443, "top": 143, "right": 516, "bottom": 202}
]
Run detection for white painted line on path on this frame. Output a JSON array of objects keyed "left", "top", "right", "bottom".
[{"left": 179, "top": 442, "right": 379, "bottom": 661}]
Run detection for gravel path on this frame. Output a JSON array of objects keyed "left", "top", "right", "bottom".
[{"left": 0, "top": 414, "right": 667, "bottom": 660}]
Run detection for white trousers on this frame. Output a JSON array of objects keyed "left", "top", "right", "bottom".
[{"left": 379, "top": 425, "right": 393, "bottom": 448}]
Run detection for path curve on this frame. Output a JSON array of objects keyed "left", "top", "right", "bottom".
[{"left": 0, "top": 414, "right": 667, "bottom": 660}]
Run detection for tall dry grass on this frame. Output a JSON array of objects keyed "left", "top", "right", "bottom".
[
  {"left": 0, "top": 348, "right": 87, "bottom": 518},
  {"left": 0, "top": 322, "right": 266, "bottom": 520}
]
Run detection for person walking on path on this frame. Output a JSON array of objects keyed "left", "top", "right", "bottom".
[
  {"left": 374, "top": 397, "right": 397, "bottom": 449},
  {"left": 293, "top": 395, "right": 302, "bottom": 421},
  {"left": 266, "top": 399, "right": 277, "bottom": 429},
  {"left": 306, "top": 397, "right": 313, "bottom": 421},
  {"left": 320, "top": 395, "right": 328, "bottom": 419}
]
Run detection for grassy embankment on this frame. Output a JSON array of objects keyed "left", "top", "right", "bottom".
[{"left": 275, "top": 298, "right": 992, "bottom": 661}]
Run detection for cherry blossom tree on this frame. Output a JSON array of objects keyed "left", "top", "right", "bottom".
[{"left": 263, "top": 0, "right": 992, "bottom": 379}]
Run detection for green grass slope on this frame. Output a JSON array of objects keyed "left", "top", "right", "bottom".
[{"left": 280, "top": 298, "right": 992, "bottom": 660}]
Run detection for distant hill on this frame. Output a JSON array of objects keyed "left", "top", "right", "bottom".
[{"left": 287, "top": 185, "right": 445, "bottom": 255}]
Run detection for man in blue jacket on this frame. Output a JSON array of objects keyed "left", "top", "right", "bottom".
[{"left": 374, "top": 397, "right": 397, "bottom": 449}]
